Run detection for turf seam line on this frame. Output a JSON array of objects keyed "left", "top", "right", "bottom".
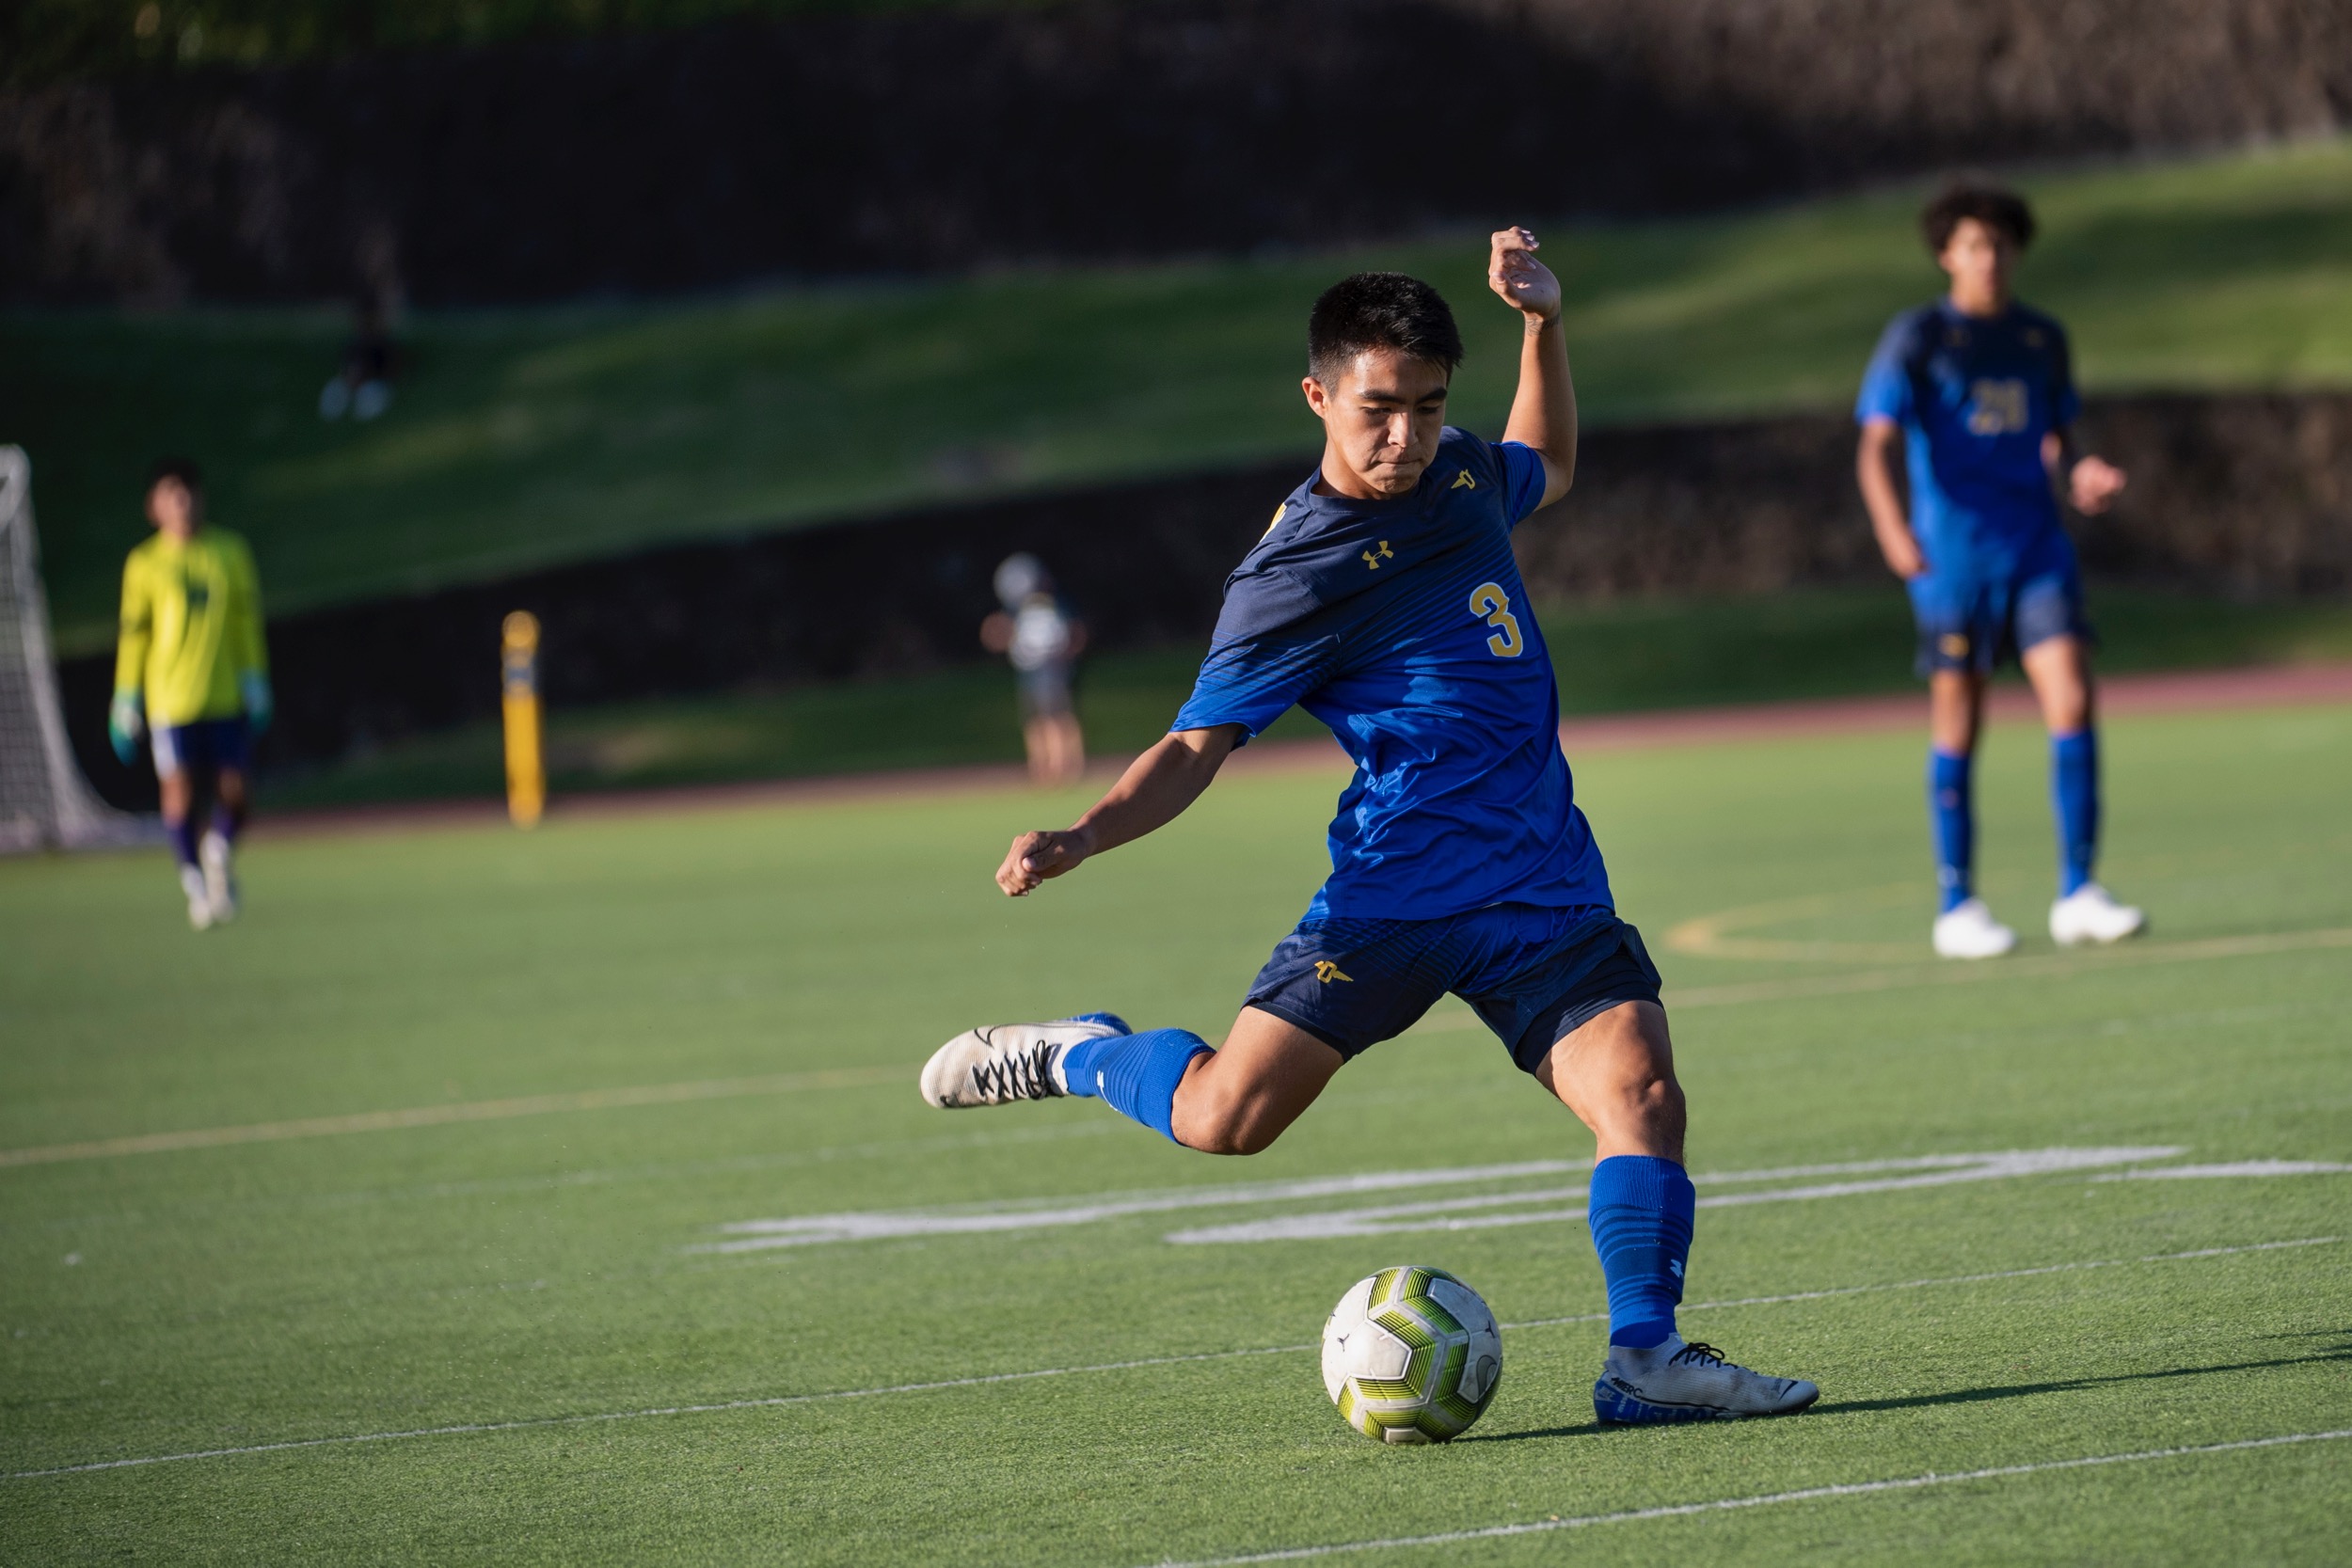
[
  {"left": 0, "top": 1067, "right": 904, "bottom": 1170},
  {"left": 5, "top": 1236, "right": 2329, "bottom": 1482},
  {"left": 1500, "top": 1235, "right": 2343, "bottom": 1328},
  {"left": 1139, "top": 1429, "right": 2352, "bottom": 1566}
]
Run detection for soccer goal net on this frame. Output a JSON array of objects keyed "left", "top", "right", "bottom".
[{"left": 0, "top": 447, "right": 144, "bottom": 852}]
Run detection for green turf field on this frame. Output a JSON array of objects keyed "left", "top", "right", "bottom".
[
  {"left": 258, "top": 584, "right": 2352, "bottom": 807},
  {"left": 5, "top": 699, "right": 2348, "bottom": 1562},
  {"left": 8, "top": 138, "right": 2350, "bottom": 652}
]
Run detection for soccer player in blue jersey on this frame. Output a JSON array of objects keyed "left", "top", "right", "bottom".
[
  {"left": 1856, "top": 183, "right": 2146, "bottom": 958},
  {"left": 920, "top": 229, "right": 1819, "bottom": 1425}
]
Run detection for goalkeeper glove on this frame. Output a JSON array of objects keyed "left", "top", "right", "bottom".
[
  {"left": 107, "top": 690, "right": 145, "bottom": 764},
  {"left": 239, "top": 672, "right": 275, "bottom": 736}
]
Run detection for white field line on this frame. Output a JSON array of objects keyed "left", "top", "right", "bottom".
[
  {"left": 6, "top": 1235, "right": 2332, "bottom": 1484},
  {"left": 704, "top": 1147, "right": 2184, "bottom": 1251},
  {"left": 1141, "top": 1428, "right": 2352, "bottom": 1568},
  {"left": 2095, "top": 1160, "right": 2352, "bottom": 1180},
  {"left": 0, "top": 1066, "right": 904, "bottom": 1170}
]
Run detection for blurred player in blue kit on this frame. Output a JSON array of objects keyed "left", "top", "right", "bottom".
[
  {"left": 1856, "top": 183, "right": 2146, "bottom": 958},
  {"left": 921, "top": 230, "right": 1820, "bottom": 1425}
]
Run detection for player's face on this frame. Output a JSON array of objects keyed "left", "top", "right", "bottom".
[
  {"left": 1937, "top": 217, "right": 2016, "bottom": 312},
  {"left": 1303, "top": 349, "right": 1451, "bottom": 498},
  {"left": 145, "top": 478, "right": 199, "bottom": 537}
]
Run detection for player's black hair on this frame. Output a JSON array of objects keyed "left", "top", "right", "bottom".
[
  {"left": 1307, "top": 273, "right": 1464, "bottom": 387},
  {"left": 147, "top": 456, "right": 203, "bottom": 494},
  {"left": 1921, "top": 182, "right": 2036, "bottom": 252}
]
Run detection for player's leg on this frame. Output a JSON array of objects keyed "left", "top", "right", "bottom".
[
  {"left": 1915, "top": 579, "right": 2013, "bottom": 957},
  {"left": 921, "top": 914, "right": 1435, "bottom": 1149},
  {"left": 151, "top": 727, "right": 213, "bottom": 929},
  {"left": 1534, "top": 1000, "right": 1818, "bottom": 1421},
  {"left": 203, "top": 756, "right": 249, "bottom": 923},
  {"left": 2023, "top": 631, "right": 2143, "bottom": 943}
]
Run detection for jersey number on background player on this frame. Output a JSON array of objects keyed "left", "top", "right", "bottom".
[
  {"left": 1469, "top": 582, "right": 1525, "bottom": 657},
  {"left": 1965, "top": 378, "right": 2029, "bottom": 436}
]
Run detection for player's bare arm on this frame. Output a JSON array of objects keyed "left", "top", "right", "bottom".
[
  {"left": 994, "top": 723, "right": 1244, "bottom": 895},
  {"left": 1488, "top": 227, "right": 1576, "bottom": 508},
  {"left": 1856, "top": 417, "right": 1927, "bottom": 578},
  {"left": 2044, "top": 427, "right": 2126, "bottom": 515}
]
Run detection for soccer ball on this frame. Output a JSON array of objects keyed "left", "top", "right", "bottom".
[{"left": 1320, "top": 1265, "right": 1502, "bottom": 1444}]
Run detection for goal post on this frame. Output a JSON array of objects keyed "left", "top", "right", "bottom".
[{"left": 0, "top": 446, "right": 146, "bottom": 852}]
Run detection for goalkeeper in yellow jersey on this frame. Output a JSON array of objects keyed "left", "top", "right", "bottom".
[{"left": 109, "top": 459, "right": 272, "bottom": 929}]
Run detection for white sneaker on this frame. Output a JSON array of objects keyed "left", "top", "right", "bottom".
[
  {"left": 199, "top": 832, "right": 239, "bottom": 924},
  {"left": 919, "top": 1014, "right": 1129, "bottom": 1108},
  {"left": 1932, "top": 896, "right": 2016, "bottom": 958},
  {"left": 1594, "top": 1335, "right": 1820, "bottom": 1424},
  {"left": 2050, "top": 883, "right": 2146, "bottom": 946},
  {"left": 180, "top": 864, "right": 215, "bottom": 931}
]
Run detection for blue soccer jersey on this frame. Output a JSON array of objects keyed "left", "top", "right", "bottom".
[
  {"left": 1855, "top": 301, "right": 2080, "bottom": 578},
  {"left": 1172, "top": 427, "right": 1612, "bottom": 921}
]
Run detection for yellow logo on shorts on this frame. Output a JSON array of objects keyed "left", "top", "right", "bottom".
[
  {"left": 1939, "top": 632, "right": 1971, "bottom": 658},
  {"left": 1451, "top": 469, "right": 1477, "bottom": 490},
  {"left": 1313, "top": 960, "right": 1354, "bottom": 984}
]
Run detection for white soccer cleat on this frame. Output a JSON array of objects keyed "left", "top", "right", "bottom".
[
  {"left": 1593, "top": 1335, "right": 1820, "bottom": 1424},
  {"left": 2049, "top": 882, "right": 2145, "bottom": 946},
  {"left": 1932, "top": 896, "right": 2016, "bottom": 959},
  {"left": 179, "top": 864, "right": 215, "bottom": 931},
  {"left": 919, "top": 1015, "right": 1128, "bottom": 1109},
  {"left": 199, "top": 832, "right": 239, "bottom": 924}
]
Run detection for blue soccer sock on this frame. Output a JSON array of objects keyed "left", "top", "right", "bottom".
[
  {"left": 1928, "top": 748, "right": 1975, "bottom": 913},
  {"left": 166, "top": 815, "right": 199, "bottom": 869},
  {"left": 208, "top": 800, "right": 240, "bottom": 845},
  {"left": 2051, "top": 729, "right": 2100, "bottom": 896},
  {"left": 1587, "top": 1155, "right": 1696, "bottom": 1349},
  {"left": 1060, "top": 1027, "right": 1213, "bottom": 1145}
]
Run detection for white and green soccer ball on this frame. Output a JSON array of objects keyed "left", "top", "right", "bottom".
[{"left": 1320, "top": 1265, "right": 1502, "bottom": 1444}]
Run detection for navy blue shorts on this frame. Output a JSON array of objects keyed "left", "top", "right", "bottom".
[
  {"left": 151, "top": 717, "right": 251, "bottom": 781},
  {"left": 1244, "top": 903, "right": 1664, "bottom": 1074},
  {"left": 1908, "top": 531, "right": 2093, "bottom": 678}
]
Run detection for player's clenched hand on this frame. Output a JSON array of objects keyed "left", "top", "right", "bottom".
[
  {"left": 2069, "top": 455, "right": 2126, "bottom": 515},
  {"left": 1487, "top": 227, "right": 1561, "bottom": 323},
  {"left": 996, "top": 828, "right": 1093, "bottom": 896}
]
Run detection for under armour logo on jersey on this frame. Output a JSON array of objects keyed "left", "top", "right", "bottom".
[
  {"left": 1361, "top": 541, "right": 1393, "bottom": 570},
  {"left": 1451, "top": 469, "right": 1477, "bottom": 490},
  {"left": 1313, "top": 960, "right": 1354, "bottom": 984}
]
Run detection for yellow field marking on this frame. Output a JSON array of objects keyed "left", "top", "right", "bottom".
[
  {"left": 1671, "top": 926, "right": 2352, "bottom": 1010},
  {"left": 1405, "top": 925, "right": 2352, "bottom": 1033},
  {"left": 0, "top": 1066, "right": 903, "bottom": 1171},
  {"left": 1663, "top": 883, "right": 1925, "bottom": 963}
]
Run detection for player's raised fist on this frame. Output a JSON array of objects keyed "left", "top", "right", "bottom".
[
  {"left": 1488, "top": 227, "right": 1561, "bottom": 323},
  {"left": 996, "top": 828, "right": 1092, "bottom": 896}
]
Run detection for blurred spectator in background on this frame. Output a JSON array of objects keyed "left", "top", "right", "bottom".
[
  {"left": 319, "top": 298, "right": 398, "bottom": 420},
  {"left": 981, "top": 552, "right": 1087, "bottom": 786}
]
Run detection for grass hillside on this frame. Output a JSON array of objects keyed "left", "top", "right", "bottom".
[{"left": 8, "top": 138, "right": 2351, "bottom": 652}]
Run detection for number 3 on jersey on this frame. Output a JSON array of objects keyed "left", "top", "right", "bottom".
[{"left": 1468, "top": 581, "right": 1524, "bottom": 657}]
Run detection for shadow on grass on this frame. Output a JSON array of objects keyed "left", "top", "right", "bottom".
[{"left": 1463, "top": 1339, "right": 2352, "bottom": 1447}]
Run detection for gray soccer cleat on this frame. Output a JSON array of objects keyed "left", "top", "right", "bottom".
[
  {"left": 179, "top": 863, "right": 215, "bottom": 931},
  {"left": 919, "top": 1015, "right": 1128, "bottom": 1108},
  {"left": 1593, "top": 1335, "right": 1820, "bottom": 1424}
]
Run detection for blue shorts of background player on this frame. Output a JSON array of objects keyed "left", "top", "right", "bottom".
[
  {"left": 918, "top": 239, "right": 1820, "bottom": 1425},
  {"left": 151, "top": 715, "right": 252, "bottom": 781},
  {"left": 1905, "top": 527, "right": 2092, "bottom": 680},
  {"left": 1855, "top": 182, "right": 2146, "bottom": 958}
]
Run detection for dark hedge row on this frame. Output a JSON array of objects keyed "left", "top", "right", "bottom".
[{"left": 5, "top": 0, "right": 2345, "bottom": 305}]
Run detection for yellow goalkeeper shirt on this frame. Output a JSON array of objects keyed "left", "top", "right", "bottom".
[{"left": 114, "top": 529, "right": 269, "bottom": 727}]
